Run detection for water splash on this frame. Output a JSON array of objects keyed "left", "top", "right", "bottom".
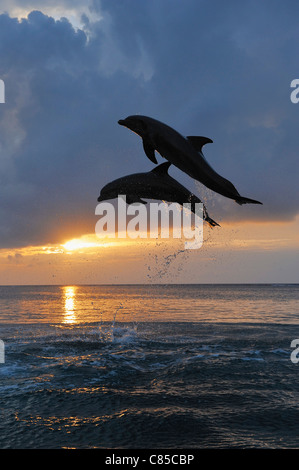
[
  {"left": 145, "top": 239, "right": 191, "bottom": 283},
  {"left": 98, "top": 303, "right": 138, "bottom": 343}
]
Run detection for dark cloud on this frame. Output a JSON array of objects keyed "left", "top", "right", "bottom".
[{"left": 0, "top": 1, "right": 298, "bottom": 248}]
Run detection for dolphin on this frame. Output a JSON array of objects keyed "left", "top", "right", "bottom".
[
  {"left": 118, "top": 115, "right": 262, "bottom": 206},
  {"left": 97, "top": 162, "right": 220, "bottom": 228}
]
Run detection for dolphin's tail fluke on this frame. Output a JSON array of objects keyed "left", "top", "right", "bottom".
[
  {"left": 205, "top": 216, "right": 221, "bottom": 228},
  {"left": 235, "top": 196, "right": 263, "bottom": 205},
  {"left": 202, "top": 204, "right": 220, "bottom": 228}
]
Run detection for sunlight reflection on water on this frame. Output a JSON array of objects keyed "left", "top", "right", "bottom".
[{"left": 63, "top": 286, "right": 77, "bottom": 324}]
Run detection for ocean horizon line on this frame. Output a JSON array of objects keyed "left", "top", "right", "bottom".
[{"left": 0, "top": 283, "right": 298, "bottom": 287}]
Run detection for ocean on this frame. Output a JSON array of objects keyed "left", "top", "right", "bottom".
[{"left": 0, "top": 284, "right": 299, "bottom": 449}]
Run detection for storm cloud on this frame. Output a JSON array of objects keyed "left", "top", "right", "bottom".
[{"left": 0, "top": 0, "right": 298, "bottom": 248}]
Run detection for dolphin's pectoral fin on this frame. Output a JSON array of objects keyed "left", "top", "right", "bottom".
[
  {"left": 150, "top": 162, "right": 171, "bottom": 175},
  {"left": 126, "top": 196, "right": 148, "bottom": 205},
  {"left": 187, "top": 136, "right": 213, "bottom": 153},
  {"left": 142, "top": 138, "right": 158, "bottom": 164}
]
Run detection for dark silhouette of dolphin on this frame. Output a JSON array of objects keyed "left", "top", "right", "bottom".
[
  {"left": 118, "top": 115, "right": 262, "bottom": 206},
  {"left": 97, "top": 162, "right": 220, "bottom": 228}
]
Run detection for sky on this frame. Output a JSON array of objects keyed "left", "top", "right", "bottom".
[{"left": 0, "top": 0, "right": 298, "bottom": 284}]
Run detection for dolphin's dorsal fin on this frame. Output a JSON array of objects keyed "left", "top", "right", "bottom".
[
  {"left": 150, "top": 162, "right": 171, "bottom": 175},
  {"left": 187, "top": 136, "right": 213, "bottom": 152}
]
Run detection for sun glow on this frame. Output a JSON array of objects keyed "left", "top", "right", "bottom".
[
  {"left": 63, "top": 239, "right": 101, "bottom": 251},
  {"left": 61, "top": 234, "right": 146, "bottom": 252},
  {"left": 62, "top": 235, "right": 115, "bottom": 252}
]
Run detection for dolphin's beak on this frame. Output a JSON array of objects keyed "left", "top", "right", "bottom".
[
  {"left": 118, "top": 119, "right": 126, "bottom": 126},
  {"left": 97, "top": 195, "right": 104, "bottom": 202}
]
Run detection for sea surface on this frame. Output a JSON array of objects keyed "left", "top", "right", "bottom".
[{"left": 0, "top": 284, "right": 299, "bottom": 449}]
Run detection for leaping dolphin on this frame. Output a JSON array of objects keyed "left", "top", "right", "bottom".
[
  {"left": 118, "top": 115, "right": 262, "bottom": 206},
  {"left": 97, "top": 162, "right": 220, "bottom": 228}
]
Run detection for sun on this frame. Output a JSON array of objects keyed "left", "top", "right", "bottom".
[
  {"left": 61, "top": 233, "right": 154, "bottom": 253},
  {"left": 63, "top": 239, "right": 99, "bottom": 251},
  {"left": 62, "top": 234, "right": 111, "bottom": 252}
]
